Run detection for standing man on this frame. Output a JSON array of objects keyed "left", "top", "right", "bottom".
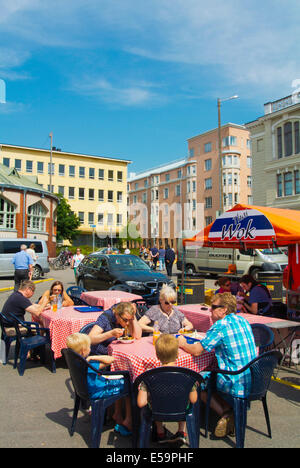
[
  {"left": 150, "top": 244, "right": 159, "bottom": 270},
  {"left": 12, "top": 244, "right": 33, "bottom": 292},
  {"left": 165, "top": 245, "right": 175, "bottom": 277},
  {"left": 158, "top": 246, "right": 166, "bottom": 271}
]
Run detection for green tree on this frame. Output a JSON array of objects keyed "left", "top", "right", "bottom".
[{"left": 55, "top": 193, "right": 81, "bottom": 242}]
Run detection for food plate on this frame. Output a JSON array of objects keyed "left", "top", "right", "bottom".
[{"left": 117, "top": 337, "right": 134, "bottom": 344}]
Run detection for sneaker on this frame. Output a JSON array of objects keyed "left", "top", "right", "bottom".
[
  {"left": 157, "top": 427, "right": 173, "bottom": 444},
  {"left": 170, "top": 431, "right": 187, "bottom": 445}
]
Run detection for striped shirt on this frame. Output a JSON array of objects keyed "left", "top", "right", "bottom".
[{"left": 201, "top": 313, "right": 256, "bottom": 398}]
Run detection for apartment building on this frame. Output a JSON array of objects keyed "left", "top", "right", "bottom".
[
  {"left": 0, "top": 143, "right": 131, "bottom": 246},
  {"left": 128, "top": 124, "right": 252, "bottom": 249},
  {"left": 246, "top": 94, "right": 300, "bottom": 209}
]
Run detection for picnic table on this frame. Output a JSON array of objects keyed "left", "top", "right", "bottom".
[
  {"left": 108, "top": 335, "right": 216, "bottom": 381},
  {"left": 80, "top": 290, "right": 143, "bottom": 309}
]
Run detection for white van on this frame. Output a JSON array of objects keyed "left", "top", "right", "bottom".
[
  {"left": 177, "top": 241, "right": 288, "bottom": 278},
  {"left": 0, "top": 238, "right": 50, "bottom": 280}
]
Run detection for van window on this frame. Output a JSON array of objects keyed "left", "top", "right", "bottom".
[
  {"left": 260, "top": 248, "right": 283, "bottom": 255},
  {"left": 24, "top": 241, "right": 43, "bottom": 253},
  {"left": 0, "top": 240, "right": 43, "bottom": 254}
]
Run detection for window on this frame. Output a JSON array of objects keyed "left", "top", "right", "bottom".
[
  {"left": 284, "top": 122, "right": 293, "bottom": 157},
  {"left": 295, "top": 170, "right": 300, "bottom": 194},
  {"left": 294, "top": 122, "right": 300, "bottom": 155},
  {"left": 277, "top": 127, "right": 283, "bottom": 159},
  {"left": 234, "top": 173, "right": 238, "bottom": 185},
  {"left": 89, "top": 168, "right": 95, "bottom": 179},
  {"left": 177, "top": 170, "right": 182, "bottom": 179},
  {"left": 284, "top": 172, "right": 293, "bottom": 196},
  {"left": 108, "top": 170, "right": 114, "bottom": 181},
  {"left": 205, "top": 159, "right": 212, "bottom": 171},
  {"left": 117, "top": 171, "right": 123, "bottom": 182},
  {"left": 205, "top": 178, "right": 212, "bottom": 190},
  {"left": 247, "top": 157, "right": 252, "bottom": 168},
  {"left": 135, "top": 183, "right": 139, "bottom": 190},
  {"left": 58, "top": 186, "right": 64, "bottom": 196},
  {"left": 97, "top": 213, "right": 104, "bottom": 224},
  {"left": 142, "top": 192, "right": 147, "bottom": 203},
  {"left": 228, "top": 193, "right": 233, "bottom": 205},
  {"left": 277, "top": 174, "right": 282, "bottom": 197},
  {"left": 0, "top": 197, "right": 16, "bottom": 229},
  {"left": 68, "top": 187, "right": 75, "bottom": 199},
  {"left": 78, "top": 212, "right": 84, "bottom": 224},
  {"left": 205, "top": 197, "right": 212, "bottom": 209},
  {"left": 107, "top": 213, "right": 113, "bottom": 225},
  {"left": 15, "top": 159, "right": 22, "bottom": 170},
  {"left": 144, "top": 179, "right": 148, "bottom": 187},
  {"left": 59, "top": 164, "right": 65, "bottom": 176},
  {"left": 227, "top": 173, "right": 232, "bottom": 185},
  {"left": 165, "top": 174, "right": 170, "bottom": 182},
  {"left": 176, "top": 184, "right": 181, "bottom": 196},
  {"left": 37, "top": 161, "right": 44, "bottom": 174},
  {"left": 108, "top": 190, "right": 113, "bottom": 202},
  {"left": 98, "top": 169, "right": 104, "bottom": 180},
  {"left": 27, "top": 202, "right": 46, "bottom": 231},
  {"left": 164, "top": 188, "right": 169, "bottom": 199},
  {"left": 79, "top": 167, "right": 85, "bottom": 178},
  {"left": 26, "top": 160, "right": 33, "bottom": 172},
  {"left": 189, "top": 148, "right": 194, "bottom": 157},
  {"left": 192, "top": 180, "right": 196, "bottom": 192},
  {"left": 89, "top": 189, "right": 94, "bottom": 200},
  {"left": 3, "top": 157, "right": 10, "bottom": 167},
  {"left": 117, "top": 191, "right": 123, "bottom": 202},
  {"left": 204, "top": 142, "right": 212, "bottom": 153},
  {"left": 223, "top": 136, "right": 237, "bottom": 147},
  {"left": 78, "top": 188, "right": 85, "bottom": 200},
  {"left": 48, "top": 163, "right": 54, "bottom": 175},
  {"left": 88, "top": 212, "right": 94, "bottom": 224},
  {"left": 69, "top": 165, "right": 75, "bottom": 177},
  {"left": 247, "top": 176, "right": 252, "bottom": 187},
  {"left": 98, "top": 189, "right": 104, "bottom": 201},
  {"left": 205, "top": 216, "right": 213, "bottom": 226},
  {"left": 117, "top": 214, "right": 122, "bottom": 225}
]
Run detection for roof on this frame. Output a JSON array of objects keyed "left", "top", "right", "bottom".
[
  {"left": 0, "top": 143, "right": 132, "bottom": 164},
  {"left": 128, "top": 158, "right": 191, "bottom": 182},
  {"left": 0, "top": 164, "right": 57, "bottom": 198}
]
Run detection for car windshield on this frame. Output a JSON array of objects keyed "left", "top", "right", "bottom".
[
  {"left": 260, "top": 248, "right": 284, "bottom": 255},
  {"left": 108, "top": 255, "right": 150, "bottom": 270}
]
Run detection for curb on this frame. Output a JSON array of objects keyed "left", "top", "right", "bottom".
[
  {"left": 0, "top": 278, "right": 55, "bottom": 293},
  {"left": 272, "top": 376, "right": 300, "bottom": 391}
]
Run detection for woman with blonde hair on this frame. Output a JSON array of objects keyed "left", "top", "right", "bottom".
[{"left": 138, "top": 284, "right": 193, "bottom": 334}]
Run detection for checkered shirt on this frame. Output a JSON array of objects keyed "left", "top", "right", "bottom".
[{"left": 200, "top": 313, "right": 257, "bottom": 398}]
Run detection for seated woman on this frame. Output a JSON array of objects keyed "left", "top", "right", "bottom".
[
  {"left": 138, "top": 284, "right": 193, "bottom": 334},
  {"left": 239, "top": 274, "right": 272, "bottom": 316},
  {"left": 215, "top": 277, "right": 244, "bottom": 296},
  {"left": 38, "top": 280, "right": 74, "bottom": 309},
  {"left": 88, "top": 302, "right": 142, "bottom": 356}
]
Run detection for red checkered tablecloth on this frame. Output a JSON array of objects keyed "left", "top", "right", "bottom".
[
  {"left": 80, "top": 290, "right": 143, "bottom": 309},
  {"left": 108, "top": 336, "right": 216, "bottom": 381},
  {"left": 37, "top": 306, "right": 102, "bottom": 359}
]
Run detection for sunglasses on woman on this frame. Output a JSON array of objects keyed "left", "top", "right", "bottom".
[
  {"left": 164, "top": 300, "right": 176, "bottom": 305},
  {"left": 210, "top": 304, "right": 223, "bottom": 310}
]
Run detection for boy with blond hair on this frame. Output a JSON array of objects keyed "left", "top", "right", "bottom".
[{"left": 137, "top": 334, "right": 198, "bottom": 445}]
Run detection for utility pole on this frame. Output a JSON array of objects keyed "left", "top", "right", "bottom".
[{"left": 49, "top": 132, "right": 53, "bottom": 193}]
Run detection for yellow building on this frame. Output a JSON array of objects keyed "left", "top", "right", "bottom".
[{"left": 0, "top": 143, "right": 131, "bottom": 246}]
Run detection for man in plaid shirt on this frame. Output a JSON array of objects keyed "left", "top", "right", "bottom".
[{"left": 177, "top": 292, "right": 256, "bottom": 438}]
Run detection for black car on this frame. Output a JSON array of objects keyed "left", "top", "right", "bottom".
[{"left": 76, "top": 254, "right": 175, "bottom": 304}]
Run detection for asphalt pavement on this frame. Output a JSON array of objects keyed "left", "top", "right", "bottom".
[{"left": 0, "top": 267, "right": 299, "bottom": 449}]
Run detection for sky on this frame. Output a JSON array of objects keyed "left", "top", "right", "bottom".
[{"left": 0, "top": 0, "right": 299, "bottom": 174}]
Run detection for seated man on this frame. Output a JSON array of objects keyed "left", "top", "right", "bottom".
[
  {"left": 177, "top": 292, "right": 256, "bottom": 438},
  {"left": 1, "top": 280, "right": 46, "bottom": 326}
]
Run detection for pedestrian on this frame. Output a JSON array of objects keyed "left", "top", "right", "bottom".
[
  {"left": 124, "top": 247, "right": 131, "bottom": 255},
  {"left": 165, "top": 245, "right": 175, "bottom": 277},
  {"left": 26, "top": 243, "right": 38, "bottom": 264},
  {"left": 158, "top": 246, "right": 166, "bottom": 271},
  {"left": 71, "top": 248, "right": 85, "bottom": 279},
  {"left": 150, "top": 244, "right": 159, "bottom": 270},
  {"left": 12, "top": 244, "right": 33, "bottom": 291}
]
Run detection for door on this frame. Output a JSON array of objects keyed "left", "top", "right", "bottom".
[{"left": 91, "top": 257, "right": 112, "bottom": 290}]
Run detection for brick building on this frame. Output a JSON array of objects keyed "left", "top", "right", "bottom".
[{"left": 0, "top": 164, "right": 58, "bottom": 257}]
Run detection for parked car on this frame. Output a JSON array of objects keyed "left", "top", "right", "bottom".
[
  {"left": 0, "top": 238, "right": 50, "bottom": 280},
  {"left": 177, "top": 239, "right": 288, "bottom": 279},
  {"left": 76, "top": 254, "right": 175, "bottom": 304}
]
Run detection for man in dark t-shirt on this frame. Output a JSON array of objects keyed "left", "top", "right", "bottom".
[{"left": 1, "top": 280, "right": 44, "bottom": 326}]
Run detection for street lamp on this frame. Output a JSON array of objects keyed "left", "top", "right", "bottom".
[{"left": 217, "top": 95, "right": 239, "bottom": 215}]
